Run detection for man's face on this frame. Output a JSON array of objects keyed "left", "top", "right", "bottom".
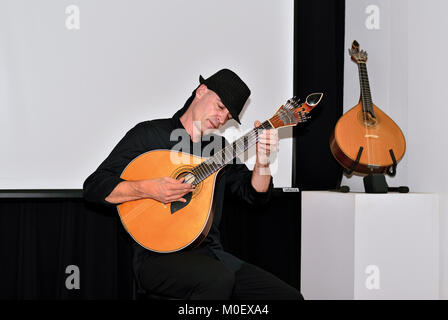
[{"left": 193, "top": 85, "right": 233, "bottom": 134}]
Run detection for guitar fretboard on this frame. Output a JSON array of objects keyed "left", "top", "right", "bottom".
[
  {"left": 191, "top": 120, "right": 273, "bottom": 184},
  {"left": 357, "top": 63, "right": 375, "bottom": 117}
]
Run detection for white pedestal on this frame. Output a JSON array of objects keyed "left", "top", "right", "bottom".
[{"left": 301, "top": 191, "right": 439, "bottom": 300}]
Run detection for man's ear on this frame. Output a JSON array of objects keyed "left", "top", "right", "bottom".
[{"left": 195, "top": 84, "right": 208, "bottom": 99}]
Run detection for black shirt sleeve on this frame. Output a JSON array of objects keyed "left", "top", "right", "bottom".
[
  {"left": 225, "top": 163, "right": 274, "bottom": 207},
  {"left": 219, "top": 135, "right": 274, "bottom": 207},
  {"left": 83, "top": 122, "right": 150, "bottom": 205}
]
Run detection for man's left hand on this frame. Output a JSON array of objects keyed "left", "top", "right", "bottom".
[{"left": 254, "top": 120, "right": 279, "bottom": 166}]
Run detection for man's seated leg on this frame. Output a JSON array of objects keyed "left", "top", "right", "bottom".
[
  {"left": 138, "top": 250, "right": 235, "bottom": 300},
  {"left": 231, "top": 262, "right": 303, "bottom": 300}
]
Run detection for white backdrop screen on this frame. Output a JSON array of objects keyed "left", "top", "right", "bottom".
[{"left": 0, "top": 0, "right": 294, "bottom": 189}]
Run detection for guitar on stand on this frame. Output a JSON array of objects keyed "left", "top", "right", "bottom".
[{"left": 330, "top": 40, "right": 408, "bottom": 193}]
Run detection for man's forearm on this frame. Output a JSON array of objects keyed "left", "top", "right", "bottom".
[
  {"left": 105, "top": 180, "right": 145, "bottom": 204},
  {"left": 251, "top": 162, "right": 272, "bottom": 192},
  {"left": 104, "top": 177, "right": 194, "bottom": 204}
]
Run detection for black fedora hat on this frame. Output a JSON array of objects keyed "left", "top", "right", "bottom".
[{"left": 199, "top": 69, "right": 251, "bottom": 124}]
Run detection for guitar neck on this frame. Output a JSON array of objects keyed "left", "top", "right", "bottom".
[
  {"left": 357, "top": 62, "right": 375, "bottom": 117},
  {"left": 191, "top": 120, "right": 273, "bottom": 184}
]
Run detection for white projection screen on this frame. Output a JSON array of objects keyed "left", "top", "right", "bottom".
[{"left": 0, "top": 0, "right": 294, "bottom": 190}]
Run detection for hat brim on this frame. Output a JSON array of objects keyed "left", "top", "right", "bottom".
[{"left": 198, "top": 75, "right": 241, "bottom": 124}]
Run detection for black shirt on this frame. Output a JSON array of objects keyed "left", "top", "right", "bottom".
[{"left": 83, "top": 103, "right": 273, "bottom": 274}]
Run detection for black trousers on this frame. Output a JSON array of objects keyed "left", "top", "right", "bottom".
[{"left": 138, "top": 247, "right": 302, "bottom": 300}]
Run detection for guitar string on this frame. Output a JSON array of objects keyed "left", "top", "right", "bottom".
[
  {"left": 191, "top": 122, "right": 269, "bottom": 183},
  {"left": 191, "top": 101, "right": 308, "bottom": 183},
  {"left": 193, "top": 99, "right": 310, "bottom": 182},
  {"left": 192, "top": 102, "right": 303, "bottom": 181},
  {"left": 209, "top": 100, "right": 308, "bottom": 169},
  {"left": 189, "top": 108, "right": 290, "bottom": 182},
  {"left": 201, "top": 123, "right": 269, "bottom": 180}
]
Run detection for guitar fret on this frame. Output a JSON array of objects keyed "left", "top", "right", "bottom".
[
  {"left": 221, "top": 146, "right": 226, "bottom": 163},
  {"left": 206, "top": 162, "right": 213, "bottom": 174},
  {"left": 203, "top": 164, "right": 209, "bottom": 177},
  {"left": 213, "top": 153, "right": 219, "bottom": 167},
  {"left": 206, "top": 162, "right": 213, "bottom": 173},
  {"left": 192, "top": 167, "right": 199, "bottom": 181},
  {"left": 226, "top": 147, "right": 233, "bottom": 163},
  {"left": 235, "top": 140, "right": 244, "bottom": 157},
  {"left": 243, "top": 135, "right": 249, "bottom": 151},
  {"left": 211, "top": 159, "right": 218, "bottom": 170},
  {"left": 204, "top": 163, "right": 210, "bottom": 177},
  {"left": 232, "top": 142, "right": 239, "bottom": 157},
  {"left": 192, "top": 167, "right": 201, "bottom": 182},
  {"left": 219, "top": 149, "right": 225, "bottom": 165},
  {"left": 195, "top": 166, "right": 203, "bottom": 181},
  {"left": 198, "top": 164, "right": 206, "bottom": 180},
  {"left": 206, "top": 163, "right": 213, "bottom": 175}
]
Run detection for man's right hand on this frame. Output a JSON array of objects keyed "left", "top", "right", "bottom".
[
  {"left": 105, "top": 177, "right": 194, "bottom": 205},
  {"left": 138, "top": 177, "right": 195, "bottom": 204}
]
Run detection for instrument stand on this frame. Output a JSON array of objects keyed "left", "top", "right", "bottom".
[
  {"left": 344, "top": 146, "right": 363, "bottom": 176},
  {"left": 363, "top": 173, "right": 388, "bottom": 193},
  {"left": 363, "top": 149, "right": 409, "bottom": 193},
  {"left": 363, "top": 174, "right": 410, "bottom": 193},
  {"left": 337, "top": 146, "right": 409, "bottom": 194},
  {"left": 386, "top": 149, "right": 398, "bottom": 177},
  {"left": 327, "top": 146, "right": 364, "bottom": 193},
  {"left": 329, "top": 185, "right": 350, "bottom": 193},
  {"left": 329, "top": 146, "right": 363, "bottom": 193}
]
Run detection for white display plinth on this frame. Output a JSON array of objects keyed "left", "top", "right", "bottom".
[{"left": 301, "top": 191, "right": 439, "bottom": 300}]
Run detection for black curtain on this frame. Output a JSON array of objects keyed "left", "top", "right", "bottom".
[
  {"left": 0, "top": 198, "right": 134, "bottom": 299},
  {"left": 221, "top": 190, "right": 301, "bottom": 289},
  {"left": 293, "top": 0, "right": 345, "bottom": 189},
  {"left": 0, "top": 192, "right": 300, "bottom": 299}
]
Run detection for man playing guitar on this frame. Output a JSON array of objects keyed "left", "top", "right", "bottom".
[{"left": 83, "top": 69, "right": 301, "bottom": 300}]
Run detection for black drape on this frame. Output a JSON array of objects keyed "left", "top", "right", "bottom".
[
  {"left": 221, "top": 190, "right": 301, "bottom": 290},
  {"left": 0, "top": 198, "right": 134, "bottom": 299},
  {"left": 0, "top": 191, "right": 300, "bottom": 299},
  {"left": 293, "top": 0, "right": 345, "bottom": 189}
]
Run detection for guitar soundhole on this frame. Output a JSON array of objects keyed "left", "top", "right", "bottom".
[
  {"left": 170, "top": 170, "right": 201, "bottom": 215},
  {"left": 177, "top": 172, "right": 196, "bottom": 185},
  {"left": 171, "top": 166, "right": 200, "bottom": 193}
]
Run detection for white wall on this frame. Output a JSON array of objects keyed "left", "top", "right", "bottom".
[
  {"left": 0, "top": 0, "right": 294, "bottom": 189},
  {"left": 344, "top": 0, "right": 448, "bottom": 299}
]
